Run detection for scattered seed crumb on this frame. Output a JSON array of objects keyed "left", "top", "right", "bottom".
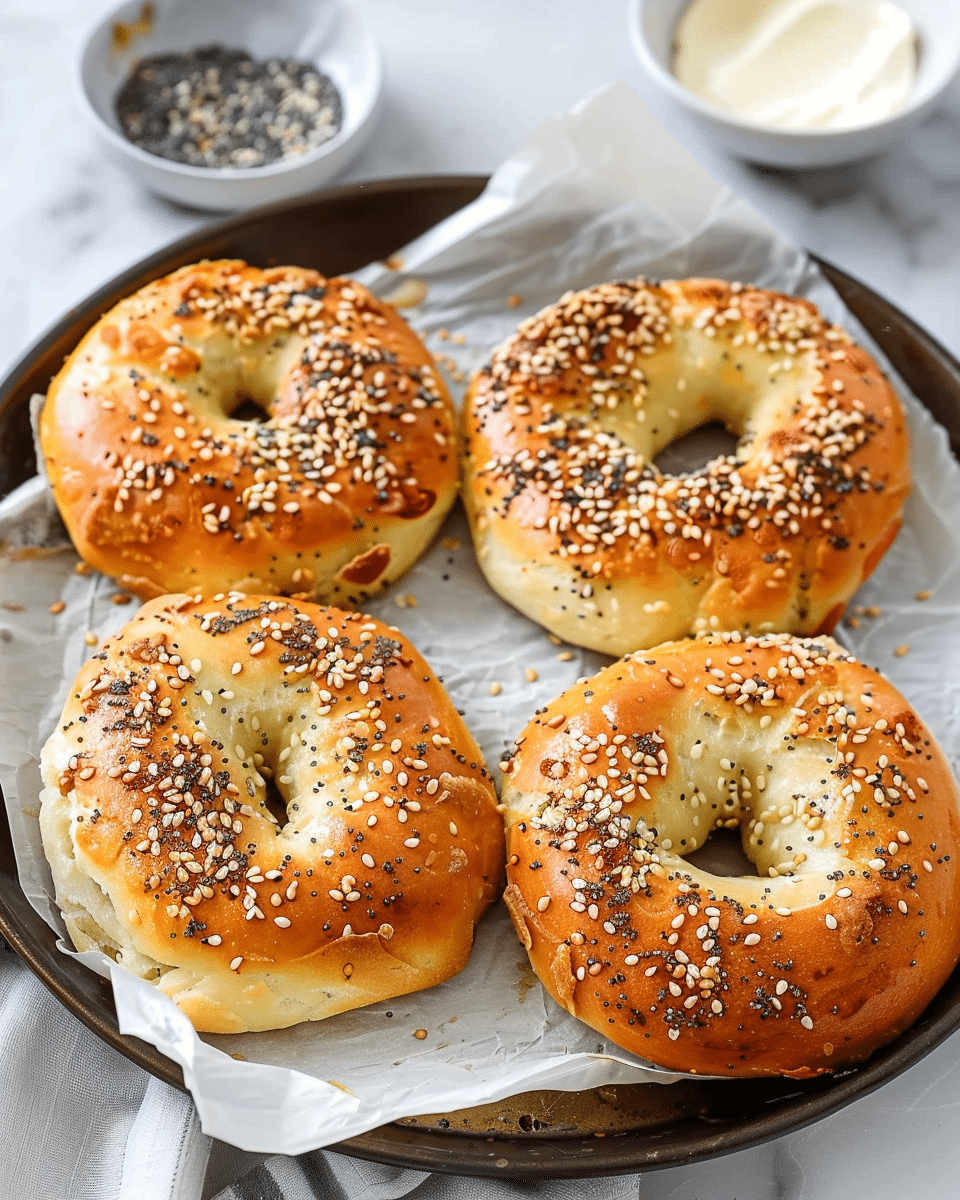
[
  {"left": 436, "top": 328, "right": 449, "bottom": 341},
  {"left": 845, "top": 615, "right": 861, "bottom": 628},
  {"left": 507, "top": 293, "right": 522, "bottom": 308},
  {"left": 557, "top": 650, "right": 574, "bottom": 662},
  {"left": 915, "top": 590, "right": 931, "bottom": 601},
  {"left": 49, "top": 600, "right": 65, "bottom": 615},
  {"left": 894, "top": 644, "right": 910, "bottom": 657},
  {"left": 489, "top": 682, "right": 502, "bottom": 696},
  {"left": 441, "top": 536, "right": 460, "bottom": 550},
  {"left": 384, "top": 254, "right": 405, "bottom": 271},
  {"left": 112, "top": 592, "right": 133, "bottom": 606},
  {"left": 230, "top": 1053, "right": 247, "bottom": 1061},
  {"left": 547, "top": 634, "right": 562, "bottom": 646},
  {"left": 384, "top": 278, "right": 428, "bottom": 309},
  {"left": 864, "top": 605, "right": 883, "bottom": 618},
  {"left": 83, "top": 631, "right": 98, "bottom": 646},
  {"left": 413, "top": 1028, "right": 428, "bottom": 1040},
  {"left": 525, "top": 667, "right": 539, "bottom": 683},
  {"left": 451, "top": 332, "right": 467, "bottom": 345},
  {"left": 394, "top": 593, "right": 418, "bottom": 609},
  {"left": 74, "top": 561, "right": 92, "bottom": 576}
]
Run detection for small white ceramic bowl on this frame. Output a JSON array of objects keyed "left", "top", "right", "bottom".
[
  {"left": 77, "top": 0, "right": 382, "bottom": 210},
  {"left": 628, "top": 0, "right": 960, "bottom": 168}
]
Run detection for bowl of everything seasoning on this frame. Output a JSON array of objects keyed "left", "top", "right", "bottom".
[{"left": 77, "top": 0, "right": 382, "bottom": 210}]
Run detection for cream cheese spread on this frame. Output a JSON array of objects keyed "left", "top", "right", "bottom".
[{"left": 672, "top": 0, "right": 918, "bottom": 130}]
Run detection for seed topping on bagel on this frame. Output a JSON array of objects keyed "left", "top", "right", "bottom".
[
  {"left": 501, "top": 631, "right": 960, "bottom": 1077},
  {"left": 40, "top": 261, "right": 458, "bottom": 602},
  {"left": 40, "top": 593, "right": 503, "bottom": 1033},
  {"left": 464, "top": 279, "right": 910, "bottom": 654}
]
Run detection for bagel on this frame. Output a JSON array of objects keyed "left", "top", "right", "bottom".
[
  {"left": 463, "top": 278, "right": 910, "bottom": 655},
  {"left": 500, "top": 631, "right": 960, "bottom": 1077},
  {"left": 39, "top": 592, "right": 503, "bottom": 1034},
  {"left": 39, "top": 260, "right": 458, "bottom": 603}
]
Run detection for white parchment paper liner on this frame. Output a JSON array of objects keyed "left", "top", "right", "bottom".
[{"left": 1, "top": 83, "right": 959, "bottom": 1154}]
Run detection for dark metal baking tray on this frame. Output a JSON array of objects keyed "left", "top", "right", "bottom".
[{"left": 1, "top": 175, "right": 959, "bottom": 1179}]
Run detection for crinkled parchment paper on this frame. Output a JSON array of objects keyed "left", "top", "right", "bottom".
[{"left": 1, "top": 84, "right": 959, "bottom": 1154}]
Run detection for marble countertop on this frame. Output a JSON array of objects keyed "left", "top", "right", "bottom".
[{"left": 2, "top": 2, "right": 960, "bottom": 1198}]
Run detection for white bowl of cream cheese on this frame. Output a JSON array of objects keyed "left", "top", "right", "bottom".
[{"left": 628, "top": 0, "right": 960, "bottom": 168}]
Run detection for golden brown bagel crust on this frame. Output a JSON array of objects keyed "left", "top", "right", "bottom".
[
  {"left": 501, "top": 632, "right": 960, "bottom": 1077},
  {"left": 40, "top": 261, "right": 458, "bottom": 602},
  {"left": 39, "top": 593, "right": 502, "bottom": 1033},
  {"left": 463, "top": 279, "right": 910, "bottom": 655}
]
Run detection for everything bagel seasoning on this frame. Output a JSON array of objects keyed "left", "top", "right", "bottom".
[{"left": 114, "top": 45, "right": 342, "bottom": 169}]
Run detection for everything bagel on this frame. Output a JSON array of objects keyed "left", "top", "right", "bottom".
[
  {"left": 39, "top": 593, "right": 503, "bottom": 1033},
  {"left": 39, "top": 260, "right": 458, "bottom": 602},
  {"left": 500, "top": 632, "right": 960, "bottom": 1077},
  {"left": 463, "top": 278, "right": 910, "bottom": 655}
]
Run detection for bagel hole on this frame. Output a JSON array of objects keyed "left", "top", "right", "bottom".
[
  {"left": 653, "top": 421, "right": 739, "bottom": 476},
  {"left": 261, "top": 773, "right": 289, "bottom": 827},
  {"left": 229, "top": 393, "right": 270, "bottom": 423},
  {"left": 684, "top": 826, "right": 757, "bottom": 877}
]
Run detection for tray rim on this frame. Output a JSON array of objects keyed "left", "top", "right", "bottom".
[{"left": 2, "top": 174, "right": 960, "bottom": 1179}]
